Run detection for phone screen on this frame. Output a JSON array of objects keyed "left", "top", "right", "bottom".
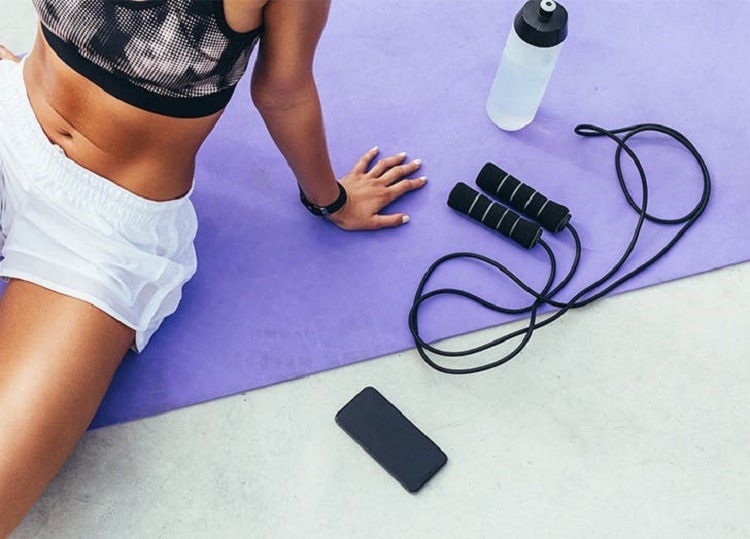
[{"left": 335, "top": 386, "right": 447, "bottom": 492}]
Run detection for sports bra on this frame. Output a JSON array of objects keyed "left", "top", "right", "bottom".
[{"left": 33, "top": 0, "right": 263, "bottom": 118}]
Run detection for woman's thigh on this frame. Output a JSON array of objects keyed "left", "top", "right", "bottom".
[{"left": 0, "top": 277, "right": 134, "bottom": 533}]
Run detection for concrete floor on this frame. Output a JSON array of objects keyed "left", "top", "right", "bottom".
[{"left": 4, "top": 3, "right": 750, "bottom": 538}]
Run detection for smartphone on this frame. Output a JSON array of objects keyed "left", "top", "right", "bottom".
[{"left": 335, "top": 386, "right": 447, "bottom": 493}]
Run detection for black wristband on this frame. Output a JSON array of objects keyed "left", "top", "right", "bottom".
[{"left": 299, "top": 182, "right": 348, "bottom": 216}]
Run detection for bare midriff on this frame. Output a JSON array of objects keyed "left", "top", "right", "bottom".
[{"left": 22, "top": 0, "right": 265, "bottom": 203}]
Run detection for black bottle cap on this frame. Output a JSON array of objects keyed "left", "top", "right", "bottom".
[{"left": 514, "top": 0, "right": 568, "bottom": 48}]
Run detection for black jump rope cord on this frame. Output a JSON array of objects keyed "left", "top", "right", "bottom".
[{"left": 409, "top": 123, "right": 712, "bottom": 374}]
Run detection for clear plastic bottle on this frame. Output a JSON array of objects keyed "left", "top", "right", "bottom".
[{"left": 486, "top": 0, "right": 569, "bottom": 131}]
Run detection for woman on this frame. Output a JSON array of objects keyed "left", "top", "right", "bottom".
[{"left": 0, "top": 0, "right": 426, "bottom": 532}]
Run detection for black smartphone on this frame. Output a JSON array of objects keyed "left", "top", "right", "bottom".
[{"left": 335, "top": 386, "right": 447, "bottom": 493}]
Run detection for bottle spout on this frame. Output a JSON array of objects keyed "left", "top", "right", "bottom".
[{"left": 539, "top": 0, "right": 556, "bottom": 19}]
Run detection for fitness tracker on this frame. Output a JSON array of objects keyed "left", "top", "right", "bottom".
[{"left": 299, "top": 182, "right": 348, "bottom": 217}]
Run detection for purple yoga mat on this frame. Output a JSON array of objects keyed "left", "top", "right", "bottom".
[{"left": 3, "top": 1, "right": 747, "bottom": 428}]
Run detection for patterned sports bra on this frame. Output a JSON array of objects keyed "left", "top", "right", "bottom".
[{"left": 33, "top": 0, "right": 263, "bottom": 118}]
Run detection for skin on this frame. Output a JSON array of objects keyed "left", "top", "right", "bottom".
[{"left": 0, "top": 0, "right": 426, "bottom": 533}]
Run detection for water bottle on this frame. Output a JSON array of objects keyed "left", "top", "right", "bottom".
[{"left": 486, "top": 0, "right": 569, "bottom": 131}]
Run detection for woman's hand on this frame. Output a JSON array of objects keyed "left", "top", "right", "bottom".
[
  {"left": 327, "top": 147, "right": 428, "bottom": 231},
  {"left": 0, "top": 45, "right": 21, "bottom": 63}
]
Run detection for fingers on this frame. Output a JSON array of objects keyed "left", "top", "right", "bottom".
[
  {"left": 370, "top": 178, "right": 425, "bottom": 228},
  {"left": 379, "top": 158, "right": 423, "bottom": 185},
  {"left": 0, "top": 45, "right": 20, "bottom": 63},
  {"left": 387, "top": 177, "right": 427, "bottom": 200},
  {"left": 371, "top": 214, "right": 410, "bottom": 230},
  {"left": 352, "top": 146, "right": 379, "bottom": 174},
  {"left": 368, "top": 151, "right": 408, "bottom": 177}
]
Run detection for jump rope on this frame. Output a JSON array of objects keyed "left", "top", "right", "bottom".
[{"left": 408, "top": 123, "right": 712, "bottom": 374}]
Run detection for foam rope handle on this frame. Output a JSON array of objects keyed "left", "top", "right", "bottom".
[
  {"left": 476, "top": 162, "right": 572, "bottom": 232},
  {"left": 447, "top": 182, "right": 542, "bottom": 249}
]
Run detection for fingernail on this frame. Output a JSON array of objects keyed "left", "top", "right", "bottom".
[
  {"left": 412, "top": 159, "right": 422, "bottom": 166},
  {"left": 398, "top": 151, "right": 407, "bottom": 157},
  {"left": 420, "top": 176, "right": 428, "bottom": 182},
  {"left": 402, "top": 215, "right": 411, "bottom": 224},
  {"left": 370, "top": 146, "right": 379, "bottom": 152}
]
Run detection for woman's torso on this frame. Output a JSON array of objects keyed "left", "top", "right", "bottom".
[{"left": 24, "top": 0, "right": 265, "bottom": 202}]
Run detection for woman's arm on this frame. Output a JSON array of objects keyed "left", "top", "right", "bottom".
[
  {"left": 250, "top": 0, "right": 426, "bottom": 230},
  {"left": 251, "top": 0, "right": 338, "bottom": 206}
]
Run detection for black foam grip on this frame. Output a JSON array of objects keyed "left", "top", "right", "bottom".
[
  {"left": 476, "top": 162, "right": 572, "bottom": 232},
  {"left": 447, "top": 182, "right": 542, "bottom": 249}
]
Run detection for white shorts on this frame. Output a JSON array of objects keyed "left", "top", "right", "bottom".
[{"left": 0, "top": 57, "right": 198, "bottom": 353}]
